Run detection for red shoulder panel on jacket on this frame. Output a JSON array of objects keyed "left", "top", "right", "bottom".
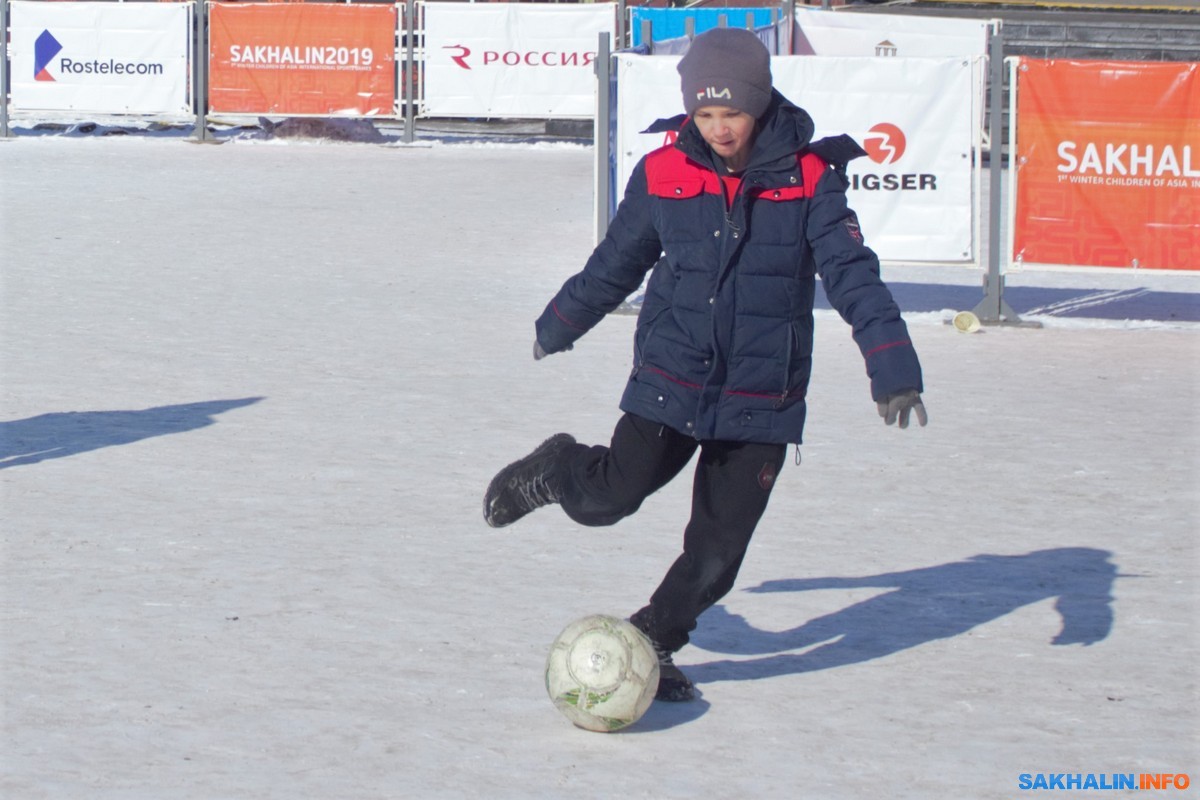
[
  {"left": 643, "top": 147, "right": 830, "bottom": 200},
  {"left": 645, "top": 146, "right": 723, "bottom": 199},
  {"left": 799, "top": 152, "right": 828, "bottom": 197}
]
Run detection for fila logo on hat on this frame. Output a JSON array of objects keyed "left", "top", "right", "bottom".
[{"left": 696, "top": 86, "right": 733, "bottom": 102}]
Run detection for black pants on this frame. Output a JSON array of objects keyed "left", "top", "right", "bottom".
[{"left": 556, "top": 413, "right": 787, "bottom": 653}]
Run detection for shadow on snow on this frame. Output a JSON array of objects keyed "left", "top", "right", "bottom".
[
  {"left": 687, "top": 547, "right": 1119, "bottom": 684},
  {"left": 628, "top": 548, "right": 1119, "bottom": 731},
  {"left": 0, "top": 398, "right": 264, "bottom": 469}
]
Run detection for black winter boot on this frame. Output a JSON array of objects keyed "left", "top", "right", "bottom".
[
  {"left": 628, "top": 609, "right": 696, "bottom": 702},
  {"left": 483, "top": 434, "right": 575, "bottom": 528},
  {"left": 654, "top": 647, "right": 695, "bottom": 702}
]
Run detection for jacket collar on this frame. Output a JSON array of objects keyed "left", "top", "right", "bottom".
[{"left": 645, "top": 90, "right": 816, "bottom": 176}]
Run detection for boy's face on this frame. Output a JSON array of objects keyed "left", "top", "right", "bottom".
[{"left": 692, "top": 106, "right": 758, "bottom": 171}]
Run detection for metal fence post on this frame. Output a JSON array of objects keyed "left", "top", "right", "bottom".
[
  {"left": 972, "top": 28, "right": 1024, "bottom": 325},
  {"left": 1, "top": 0, "right": 10, "bottom": 138},
  {"left": 783, "top": 0, "right": 795, "bottom": 55},
  {"left": 193, "top": 1, "right": 212, "bottom": 141},
  {"left": 404, "top": 0, "right": 415, "bottom": 143},
  {"left": 616, "top": 0, "right": 626, "bottom": 51},
  {"left": 594, "top": 31, "right": 611, "bottom": 244}
]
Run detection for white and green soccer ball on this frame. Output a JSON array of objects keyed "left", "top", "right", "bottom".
[{"left": 545, "top": 614, "right": 660, "bottom": 732}]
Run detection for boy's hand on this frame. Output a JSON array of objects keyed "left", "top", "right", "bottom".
[{"left": 877, "top": 390, "right": 928, "bottom": 429}]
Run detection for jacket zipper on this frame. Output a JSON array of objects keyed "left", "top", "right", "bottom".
[
  {"left": 631, "top": 306, "right": 670, "bottom": 378},
  {"left": 776, "top": 325, "right": 797, "bottom": 409},
  {"left": 725, "top": 213, "right": 742, "bottom": 240}
]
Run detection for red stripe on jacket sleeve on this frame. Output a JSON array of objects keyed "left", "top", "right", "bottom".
[
  {"left": 865, "top": 339, "right": 912, "bottom": 358},
  {"left": 551, "top": 300, "right": 587, "bottom": 332}
]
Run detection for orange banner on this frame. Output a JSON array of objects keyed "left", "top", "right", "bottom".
[
  {"left": 1013, "top": 59, "right": 1199, "bottom": 270},
  {"left": 208, "top": 3, "right": 396, "bottom": 116}
]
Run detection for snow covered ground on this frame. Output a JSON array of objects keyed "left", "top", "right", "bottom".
[{"left": 2, "top": 136, "right": 1197, "bottom": 799}]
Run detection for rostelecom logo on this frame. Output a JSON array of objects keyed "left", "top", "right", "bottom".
[
  {"left": 863, "top": 122, "right": 907, "bottom": 165},
  {"left": 444, "top": 44, "right": 471, "bottom": 70},
  {"left": 35, "top": 30, "right": 63, "bottom": 82}
]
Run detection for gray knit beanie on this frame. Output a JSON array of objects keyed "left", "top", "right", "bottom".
[{"left": 677, "top": 28, "right": 773, "bottom": 119}]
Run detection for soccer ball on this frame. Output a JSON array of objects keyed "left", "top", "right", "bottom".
[{"left": 545, "top": 614, "right": 660, "bottom": 732}]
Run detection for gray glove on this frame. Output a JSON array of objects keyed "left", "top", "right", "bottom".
[
  {"left": 877, "top": 390, "right": 928, "bottom": 429},
  {"left": 533, "top": 340, "right": 571, "bottom": 361}
]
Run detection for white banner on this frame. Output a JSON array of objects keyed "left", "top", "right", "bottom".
[
  {"left": 614, "top": 55, "right": 977, "bottom": 264},
  {"left": 793, "top": 8, "right": 991, "bottom": 57},
  {"left": 9, "top": 1, "right": 191, "bottom": 115},
  {"left": 422, "top": 3, "right": 615, "bottom": 118}
]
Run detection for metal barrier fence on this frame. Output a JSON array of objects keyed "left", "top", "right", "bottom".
[{"left": 3, "top": 1, "right": 1195, "bottom": 315}]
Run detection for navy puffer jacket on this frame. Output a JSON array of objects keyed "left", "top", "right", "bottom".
[{"left": 536, "top": 90, "right": 922, "bottom": 445}]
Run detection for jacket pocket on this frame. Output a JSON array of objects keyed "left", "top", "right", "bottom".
[
  {"left": 648, "top": 176, "right": 706, "bottom": 200},
  {"left": 739, "top": 409, "right": 772, "bottom": 429},
  {"left": 747, "top": 191, "right": 802, "bottom": 246},
  {"left": 632, "top": 306, "right": 670, "bottom": 373},
  {"left": 649, "top": 182, "right": 711, "bottom": 244},
  {"left": 750, "top": 186, "right": 809, "bottom": 202},
  {"left": 630, "top": 379, "right": 670, "bottom": 410}
]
